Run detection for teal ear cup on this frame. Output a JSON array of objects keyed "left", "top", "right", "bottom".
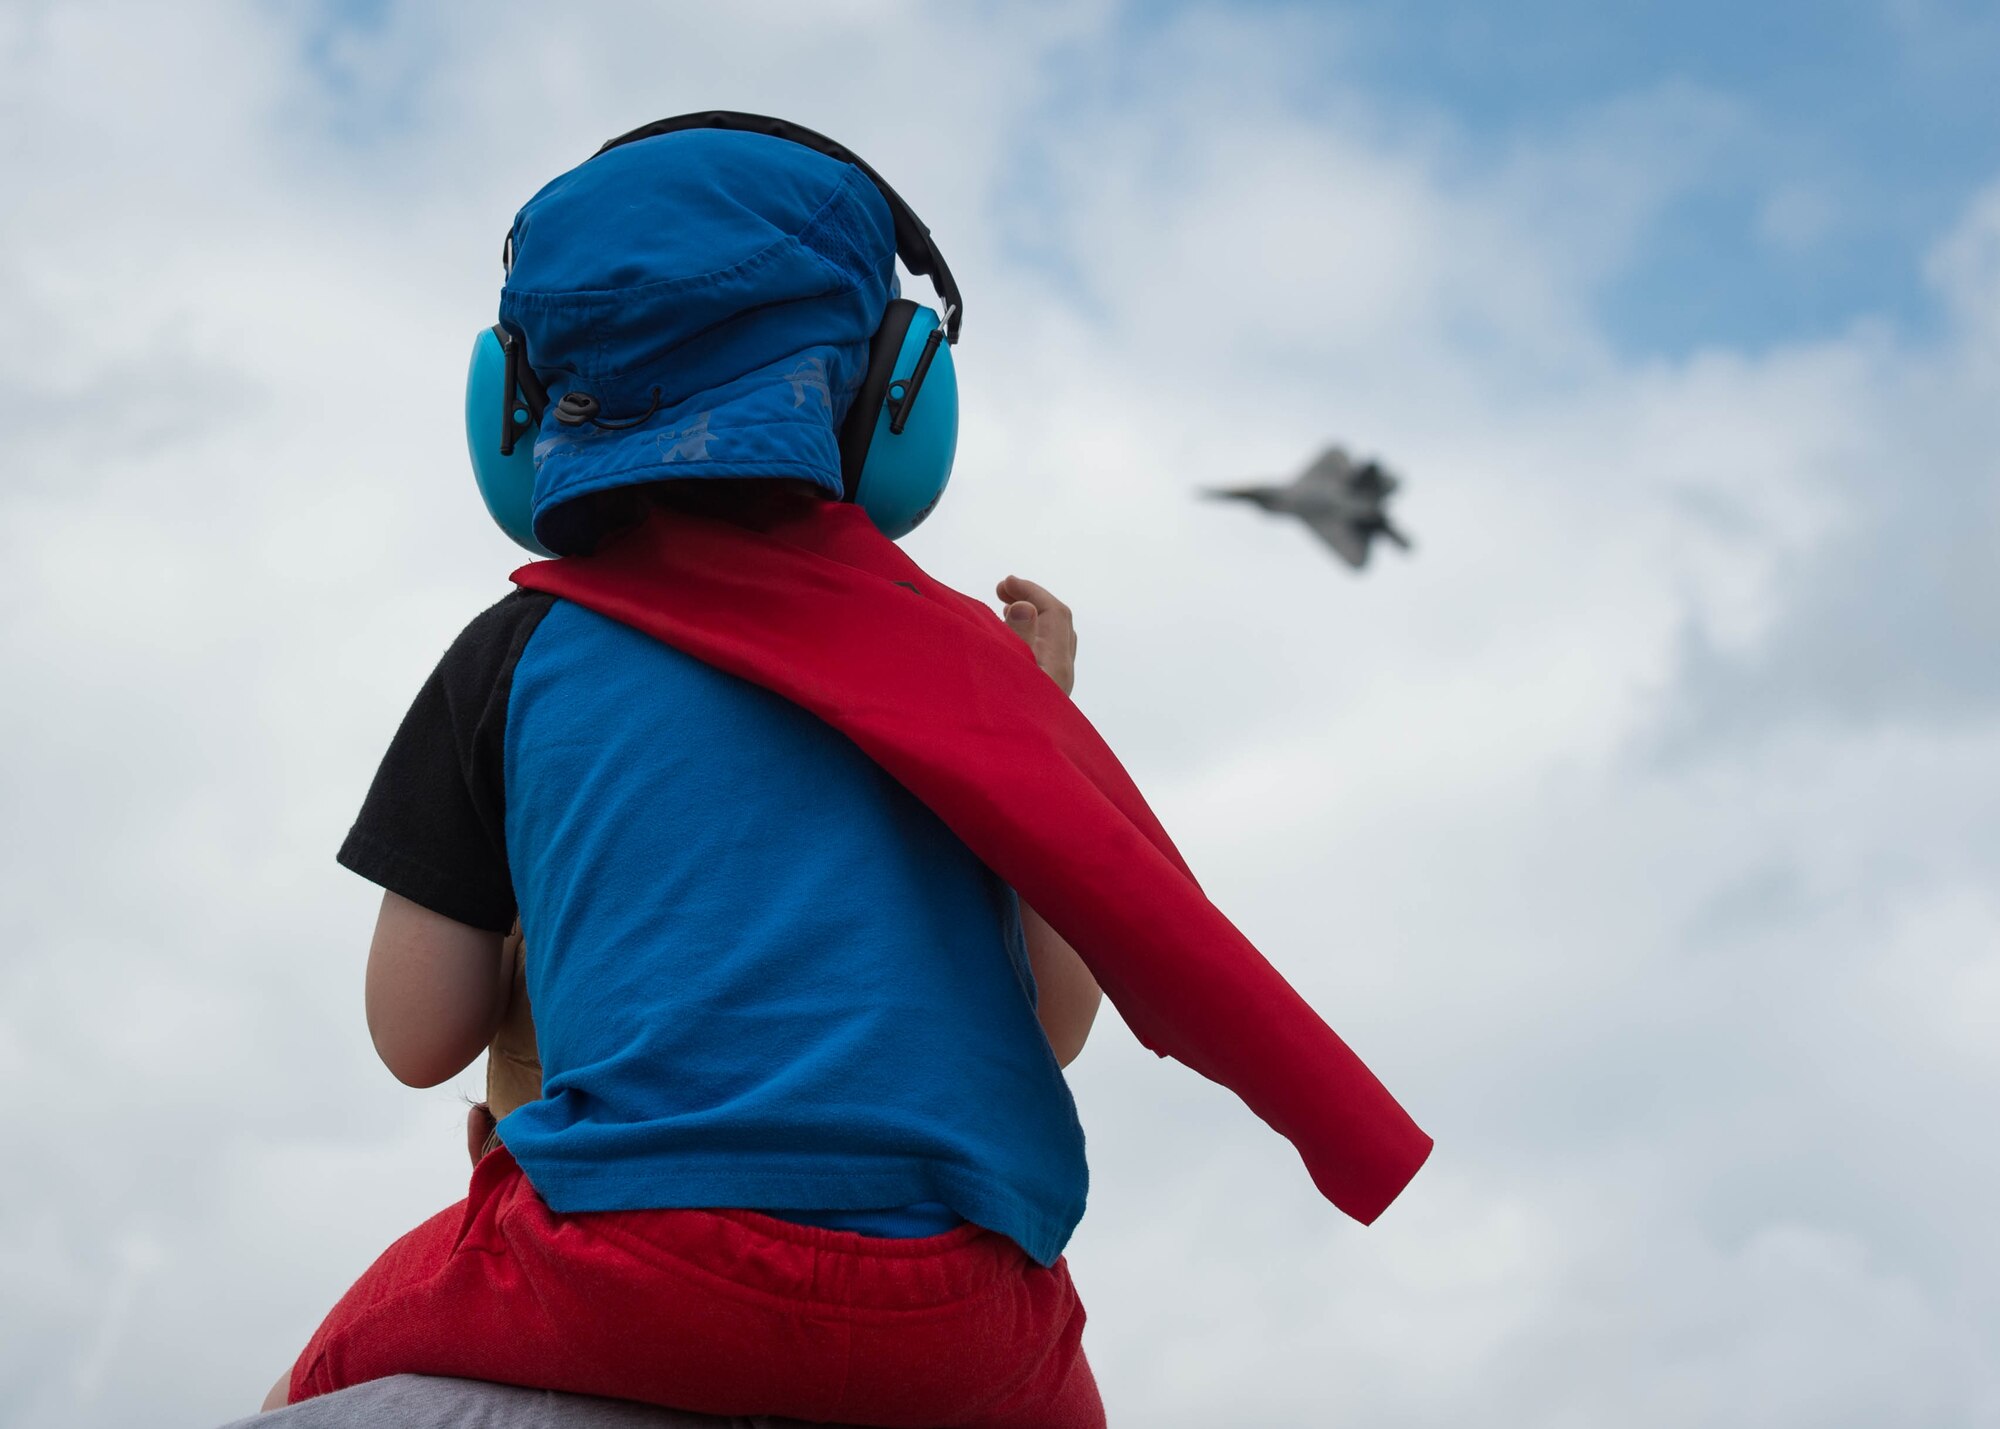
[
  {"left": 465, "top": 326, "right": 553, "bottom": 558},
  {"left": 851, "top": 304, "right": 958, "bottom": 540}
]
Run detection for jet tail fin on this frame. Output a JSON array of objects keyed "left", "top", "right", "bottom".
[{"left": 1302, "top": 513, "right": 1372, "bottom": 568}]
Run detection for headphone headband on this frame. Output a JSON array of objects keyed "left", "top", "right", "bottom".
[{"left": 528, "top": 110, "right": 963, "bottom": 345}]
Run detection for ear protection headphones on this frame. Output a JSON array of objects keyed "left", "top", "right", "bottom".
[{"left": 466, "top": 112, "right": 964, "bottom": 557}]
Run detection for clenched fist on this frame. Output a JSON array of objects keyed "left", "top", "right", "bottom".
[{"left": 996, "top": 575, "right": 1077, "bottom": 697}]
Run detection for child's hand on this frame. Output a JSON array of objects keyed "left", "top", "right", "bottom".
[{"left": 996, "top": 575, "right": 1077, "bottom": 696}]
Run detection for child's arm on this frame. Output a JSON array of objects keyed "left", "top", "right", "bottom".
[
  {"left": 996, "top": 575, "right": 1103, "bottom": 1066},
  {"left": 1023, "top": 902, "right": 1100, "bottom": 1067},
  {"left": 364, "top": 889, "right": 511, "bottom": 1088}
]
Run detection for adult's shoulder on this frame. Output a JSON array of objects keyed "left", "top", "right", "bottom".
[{"left": 215, "top": 1373, "right": 816, "bottom": 1427}]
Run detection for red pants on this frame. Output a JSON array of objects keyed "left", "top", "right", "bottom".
[{"left": 289, "top": 1149, "right": 1103, "bottom": 1428}]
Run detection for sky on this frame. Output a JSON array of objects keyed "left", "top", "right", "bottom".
[{"left": 2, "top": 1, "right": 1997, "bottom": 1425}]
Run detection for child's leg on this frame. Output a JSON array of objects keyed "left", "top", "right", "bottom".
[
  {"left": 286, "top": 1148, "right": 1102, "bottom": 1427},
  {"left": 260, "top": 1369, "right": 290, "bottom": 1413},
  {"left": 286, "top": 1180, "right": 493, "bottom": 1403}
]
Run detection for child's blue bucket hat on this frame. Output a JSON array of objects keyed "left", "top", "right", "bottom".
[{"left": 498, "top": 128, "right": 898, "bottom": 552}]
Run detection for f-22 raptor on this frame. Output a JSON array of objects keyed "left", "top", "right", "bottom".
[{"left": 1205, "top": 445, "right": 1413, "bottom": 570}]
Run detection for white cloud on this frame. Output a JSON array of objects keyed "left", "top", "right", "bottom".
[{"left": 3, "top": 2, "right": 1997, "bottom": 1426}]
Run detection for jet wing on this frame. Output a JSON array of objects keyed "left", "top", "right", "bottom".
[
  {"left": 1296, "top": 446, "right": 1357, "bottom": 493},
  {"left": 1301, "top": 511, "right": 1372, "bottom": 568}
]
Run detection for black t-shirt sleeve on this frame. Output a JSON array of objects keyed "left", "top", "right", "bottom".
[{"left": 337, "top": 589, "right": 554, "bottom": 932}]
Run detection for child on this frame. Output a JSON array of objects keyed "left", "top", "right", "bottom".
[
  {"left": 276, "top": 115, "right": 1428, "bottom": 1428},
  {"left": 277, "top": 123, "right": 1104, "bottom": 1429}
]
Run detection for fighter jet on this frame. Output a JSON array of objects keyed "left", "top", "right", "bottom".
[{"left": 1204, "top": 445, "right": 1413, "bottom": 569}]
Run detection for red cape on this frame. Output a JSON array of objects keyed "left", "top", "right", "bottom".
[{"left": 513, "top": 503, "right": 1431, "bottom": 1224}]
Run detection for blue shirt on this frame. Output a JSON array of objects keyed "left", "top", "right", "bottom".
[{"left": 377, "top": 595, "right": 1090, "bottom": 1265}]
